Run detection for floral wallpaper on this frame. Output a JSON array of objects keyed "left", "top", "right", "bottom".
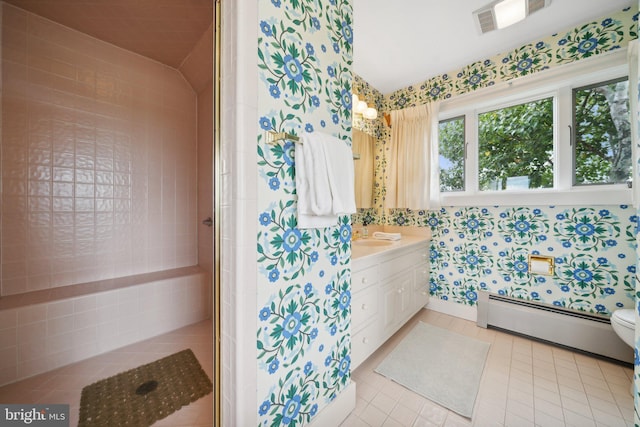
[
  {"left": 349, "top": 6, "right": 640, "bottom": 315},
  {"left": 352, "top": 3, "right": 640, "bottom": 421},
  {"left": 395, "top": 205, "right": 637, "bottom": 315},
  {"left": 352, "top": 74, "right": 388, "bottom": 222},
  {"left": 385, "top": 7, "right": 638, "bottom": 110},
  {"left": 256, "top": 0, "right": 353, "bottom": 425}
]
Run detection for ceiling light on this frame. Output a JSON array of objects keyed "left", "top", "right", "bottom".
[
  {"left": 473, "top": 0, "right": 551, "bottom": 34},
  {"left": 494, "top": 0, "right": 526, "bottom": 29}
]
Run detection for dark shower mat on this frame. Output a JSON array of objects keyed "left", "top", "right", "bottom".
[{"left": 78, "top": 348, "right": 212, "bottom": 426}]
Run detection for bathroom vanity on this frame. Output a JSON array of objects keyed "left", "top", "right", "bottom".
[{"left": 351, "top": 235, "right": 430, "bottom": 369}]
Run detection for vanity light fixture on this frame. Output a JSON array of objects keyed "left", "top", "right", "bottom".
[{"left": 352, "top": 93, "right": 378, "bottom": 120}]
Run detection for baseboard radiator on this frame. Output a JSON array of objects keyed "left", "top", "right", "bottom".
[{"left": 477, "top": 292, "right": 633, "bottom": 364}]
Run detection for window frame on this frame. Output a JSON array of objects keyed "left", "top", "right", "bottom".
[
  {"left": 476, "top": 93, "right": 555, "bottom": 192},
  {"left": 438, "top": 115, "right": 466, "bottom": 193},
  {"left": 437, "top": 50, "right": 632, "bottom": 207},
  {"left": 571, "top": 76, "right": 631, "bottom": 187}
]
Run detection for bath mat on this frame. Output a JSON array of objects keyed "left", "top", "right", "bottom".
[
  {"left": 375, "top": 322, "right": 489, "bottom": 418},
  {"left": 78, "top": 348, "right": 212, "bottom": 426}
]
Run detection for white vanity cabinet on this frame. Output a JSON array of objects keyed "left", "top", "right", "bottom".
[{"left": 350, "top": 238, "right": 430, "bottom": 369}]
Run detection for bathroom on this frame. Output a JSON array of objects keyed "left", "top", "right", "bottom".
[
  {"left": 246, "top": 0, "right": 640, "bottom": 425},
  {"left": 1, "top": 1, "right": 640, "bottom": 427}
]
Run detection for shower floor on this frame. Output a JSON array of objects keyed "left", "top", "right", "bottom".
[{"left": 0, "top": 320, "right": 213, "bottom": 426}]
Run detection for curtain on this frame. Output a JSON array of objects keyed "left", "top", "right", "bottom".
[
  {"left": 386, "top": 102, "right": 440, "bottom": 210},
  {"left": 352, "top": 129, "right": 375, "bottom": 209}
]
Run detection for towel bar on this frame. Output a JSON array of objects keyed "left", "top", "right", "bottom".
[
  {"left": 266, "top": 131, "right": 300, "bottom": 144},
  {"left": 266, "top": 131, "right": 360, "bottom": 160}
]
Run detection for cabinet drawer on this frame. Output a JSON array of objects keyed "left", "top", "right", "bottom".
[
  {"left": 352, "top": 265, "right": 378, "bottom": 293},
  {"left": 351, "top": 319, "right": 381, "bottom": 370},
  {"left": 352, "top": 286, "right": 378, "bottom": 333},
  {"left": 379, "top": 246, "right": 429, "bottom": 280}
]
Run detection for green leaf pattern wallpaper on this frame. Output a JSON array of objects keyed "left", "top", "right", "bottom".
[
  {"left": 385, "top": 7, "right": 638, "bottom": 110},
  {"left": 351, "top": 6, "right": 639, "bottom": 315},
  {"left": 254, "top": 1, "right": 640, "bottom": 424},
  {"left": 257, "top": 0, "right": 353, "bottom": 425},
  {"left": 355, "top": 7, "right": 640, "bottom": 421}
]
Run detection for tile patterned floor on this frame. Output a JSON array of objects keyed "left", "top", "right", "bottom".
[
  {"left": 0, "top": 320, "right": 213, "bottom": 426},
  {"left": 342, "top": 309, "right": 634, "bottom": 427},
  {"left": 0, "top": 310, "right": 634, "bottom": 427}
]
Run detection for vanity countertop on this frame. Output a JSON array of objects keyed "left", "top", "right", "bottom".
[{"left": 351, "top": 234, "right": 430, "bottom": 261}]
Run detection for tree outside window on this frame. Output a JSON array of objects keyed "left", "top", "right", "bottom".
[
  {"left": 573, "top": 78, "right": 631, "bottom": 185},
  {"left": 478, "top": 97, "right": 554, "bottom": 191}
]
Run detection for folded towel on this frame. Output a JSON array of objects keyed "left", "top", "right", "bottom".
[
  {"left": 295, "top": 132, "right": 356, "bottom": 228},
  {"left": 373, "top": 231, "right": 402, "bottom": 241}
]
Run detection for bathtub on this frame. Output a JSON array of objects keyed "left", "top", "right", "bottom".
[{"left": 0, "top": 266, "right": 211, "bottom": 387}]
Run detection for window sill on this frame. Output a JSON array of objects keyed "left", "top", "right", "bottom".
[{"left": 440, "top": 186, "right": 632, "bottom": 207}]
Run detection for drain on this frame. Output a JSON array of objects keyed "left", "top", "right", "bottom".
[{"left": 135, "top": 380, "right": 158, "bottom": 395}]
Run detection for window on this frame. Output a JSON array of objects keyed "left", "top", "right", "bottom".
[
  {"left": 573, "top": 78, "right": 631, "bottom": 186},
  {"left": 478, "top": 97, "right": 554, "bottom": 191},
  {"left": 436, "top": 52, "right": 632, "bottom": 206},
  {"left": 438, "top": 116, "right": 465, "bottom": 192}
]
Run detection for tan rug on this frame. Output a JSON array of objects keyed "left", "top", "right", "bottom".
[{"left": 79, "top": 348, "right": 212, "bottom": 426}]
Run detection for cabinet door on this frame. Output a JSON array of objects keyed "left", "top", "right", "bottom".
[
  {"left": 381, "top": 280, "right": 399, "bottom": 335},
  {"left": 381, "top": 271, "right": 413, "bottom": 337},
  {"left": 413, "top": 263, "right": 430, "bottom": 312}
]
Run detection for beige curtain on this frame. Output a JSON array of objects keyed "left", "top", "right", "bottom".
[
  {"left": 386, "top": 102, "right": 440, "bottom": 210},
  {"left": 353, "top": 130, "right": 375, "bottom": 209}
]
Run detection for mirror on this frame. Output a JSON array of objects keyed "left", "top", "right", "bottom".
[{"left": 353, "top": 129, "right": 375, "bottom": 209}]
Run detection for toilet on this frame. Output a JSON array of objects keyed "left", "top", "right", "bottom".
[{"left": 611, "top": 309, "right": 635, "bottom": 348}]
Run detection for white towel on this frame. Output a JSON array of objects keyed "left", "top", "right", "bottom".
[
  {"left": 295, "top": 132, "right": 356, "bottom": 229},
  {"left": 372, "top": 231, "right": 402, "bottom": 241}
]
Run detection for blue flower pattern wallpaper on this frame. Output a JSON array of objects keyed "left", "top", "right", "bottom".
[
  {"left": 353, "top": 6, "right": 639, "bottom": 315},
  {"left": 253, "top": 1, "right": 640, "bottom": 423},
  {"left": 419, "top": 205, "right": 637, "bottom": 314},
  {"left": 355, "top": 5, "right": 640, "bottom": 420},
  {"left": 257, "top": 0, "right": 353, "bottom": 425},
  {"left": 384, "top": 8, "right": 638, "bottom": 110}
]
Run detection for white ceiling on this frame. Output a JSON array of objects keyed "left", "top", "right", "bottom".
[{"left": 353, "top": 0, "right": 637, "bottom": 95}]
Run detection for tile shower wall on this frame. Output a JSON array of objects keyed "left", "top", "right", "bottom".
[
  {"left": 180, "top": 24, "right": 215, "bottom": 279},
  {"left": 0, "top": 268, "right": 209, "bottom": 386},
  {"left": 256, "top": 0, "right": 353, "bottom": 424},
  {"left": 1, "top": 3, "right": 198, "bottom": 295}
]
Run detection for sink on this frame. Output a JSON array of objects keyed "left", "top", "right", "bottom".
[{"left": 352, "top": 239, "right": 394, "bottom": 247}]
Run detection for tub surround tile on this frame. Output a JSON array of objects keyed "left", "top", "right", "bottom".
[
  {"left": 2, "top": 3, "right": 200, "bottom": 297},
  {"left": 0, "top": 268, "right": 209, "bottom": 387}
]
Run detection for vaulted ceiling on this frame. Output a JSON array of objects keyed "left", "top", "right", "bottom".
[{"left": 3, "top": 0, "right": 213, "bottom": 69}]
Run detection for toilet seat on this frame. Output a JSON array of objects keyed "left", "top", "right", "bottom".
[{"left": 613, "top": 309, "right": 635, "bottom": 328}]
